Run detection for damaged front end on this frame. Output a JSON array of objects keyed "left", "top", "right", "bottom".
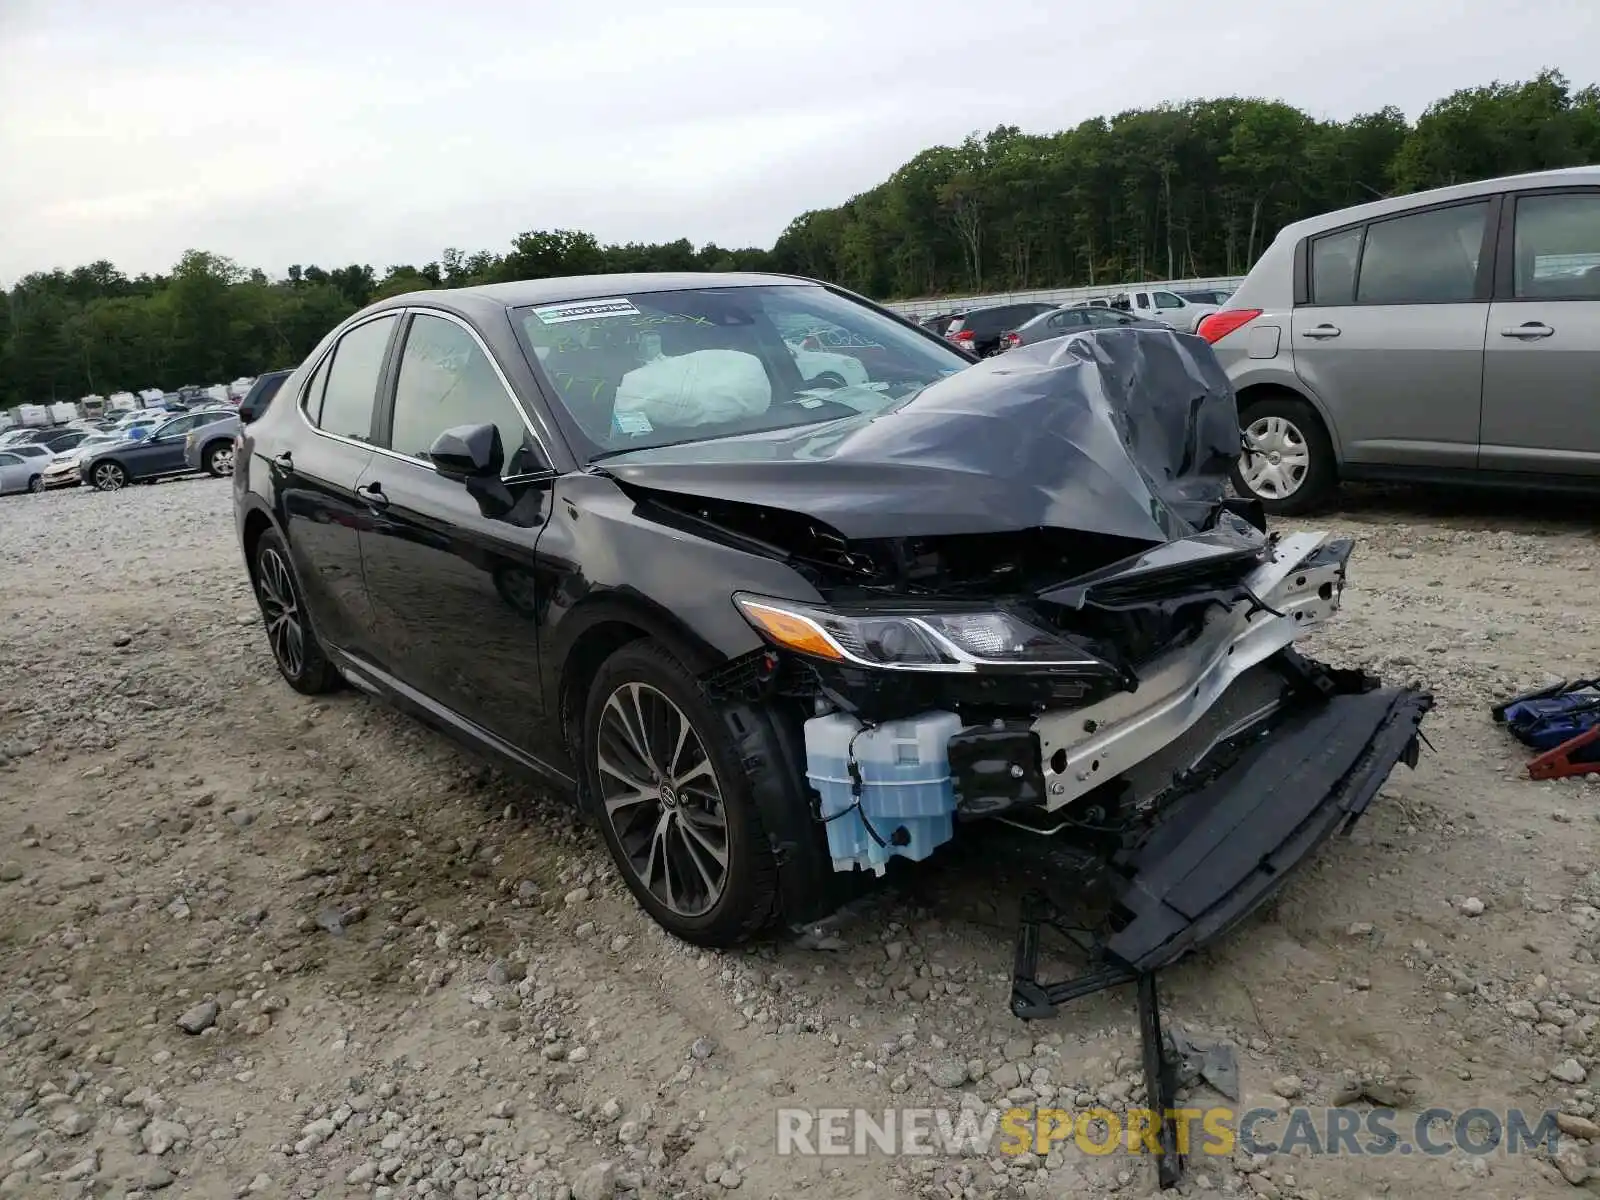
[
  {"left": 627, "top": 326, "right": 1431, "bottom": 892},
  {"left": 606, "top": 326, "right": 1431, "bottom": 1189},
  {"left": 612, "top": 327, "right": 1429, "bottom": 1179}
]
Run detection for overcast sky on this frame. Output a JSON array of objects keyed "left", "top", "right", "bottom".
[{"left": 2, "top": 0, "right": 1598, "bottom": 283}]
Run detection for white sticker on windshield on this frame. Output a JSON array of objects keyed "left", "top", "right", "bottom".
[
  {"left": 614, "top": 410, "right": 653, "bottom": 435},
  {"left": 532, "top": 297, "right": 640, "bottom": 324}
]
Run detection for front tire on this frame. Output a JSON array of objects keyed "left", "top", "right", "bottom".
[
  {"left": 91, "top": 461, "right": 127, "bottom": 491},
  {"left": 582, "top": 640, "right": 779, "bottom": 947},
  {"left": 251, "top": 529, "right": 342, "bottom": 694},
  {"left": 1231, "top": 394, "right": 1336, "bottom": 515},
  {"left": 26, "top": 476, "right": 42, "bottom": 494}
]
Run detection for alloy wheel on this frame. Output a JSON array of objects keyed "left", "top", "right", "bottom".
[
  {"left": 1240, "top": 415, "right": 1311, "bottom": 500},
  {"left": 211, "top": 446, "right": 235, "bottom": 476},
  {"left": 256, "top": 548, "right": 306, "bottom": 679},
  {"left": 595, "top": 682, "right": 729, "bottom": 917},
  {"left": 27, "top": 477, "right": 43, "bottom": 494},
  {"left": 93, "top": 463, "right": 125, "bottom": 491}
]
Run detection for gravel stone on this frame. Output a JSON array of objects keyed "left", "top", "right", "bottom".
[
  {"left": 1551, "top": 1058, "right": 1588, "bottom": 1085},
  {"left": 573, "top": 1160, "right": 616, "bottom": 1200},
  {"left": 176, "top": 998, "right": 219, "bottom": 1034}
]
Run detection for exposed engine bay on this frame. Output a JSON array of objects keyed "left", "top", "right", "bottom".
[{"left": 599, "top": 326, "right": 1431, "bottom": 887}]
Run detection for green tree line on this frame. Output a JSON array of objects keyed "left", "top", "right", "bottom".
[{"left": 4, "top": 70, "right": 1597, "bottom": 406}]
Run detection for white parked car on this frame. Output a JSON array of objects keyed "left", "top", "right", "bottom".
[{"left": 0, "top": 447, "right": 49, "bottom": 494}]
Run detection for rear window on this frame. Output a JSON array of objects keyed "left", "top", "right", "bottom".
[
  {"left": 515, "top": 283, "right": 970, "bottom": 461},
  {"left": 957, "top": 310, "right": 1004, "bottom": 334}
]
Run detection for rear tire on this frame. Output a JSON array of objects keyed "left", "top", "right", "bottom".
[
  {"left": 204, "top": 441, "right": 236, "bottom": 477},
  {"left": 581, "top": 640, "right": 779, "bottom": 947},
  {"left": 1231, "top": 394, "right": 1336, "bottom": 516},
  {"left": 251, "top": 529, "right": 342, "bottom": 694}
]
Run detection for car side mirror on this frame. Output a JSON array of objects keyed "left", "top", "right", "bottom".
[{"left": 429, "top": 423, "right": 504, "bottom": 480}]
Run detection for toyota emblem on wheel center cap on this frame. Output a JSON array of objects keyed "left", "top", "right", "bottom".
[{"left": 658, "top": 782, "right": 679, "bottom": 809}]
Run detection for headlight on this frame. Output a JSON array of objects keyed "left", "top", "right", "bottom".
[{"left": 732, "top": 593, "right": 1105, "bottom": 672}]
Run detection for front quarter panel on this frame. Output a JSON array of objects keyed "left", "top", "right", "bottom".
[{"left": 538, "top": 471, "right": 825, "bottom": 703}]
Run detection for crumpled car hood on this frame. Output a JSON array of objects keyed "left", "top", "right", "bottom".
[{"left": 596, "top": 326, "right": 1246, "bottom": 546}]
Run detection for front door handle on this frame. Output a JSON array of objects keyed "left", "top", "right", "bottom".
[
  {"left": 358, "top": 481, "right": 389, "bottom": 510},
  {"left": 1300, "top": 324, "right": 1341, "bottom": 339},
  {"left": 1500, "top": 321, "right": 1555, "bottom": 339}
]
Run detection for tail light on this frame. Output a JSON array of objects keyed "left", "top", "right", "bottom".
[
  {"left": 1196, "top": 309, "right": 1262, "bottom": 344},
  {"left": 949, "top": 329, "right": 975, "bottom": 345},
  {"left": 999, "top": 332, "right": 1021, "bottom": 351}
]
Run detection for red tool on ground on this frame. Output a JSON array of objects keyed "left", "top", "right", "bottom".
[{"left": 1526, "top": 725, "right": 1600, "bottom": 780}]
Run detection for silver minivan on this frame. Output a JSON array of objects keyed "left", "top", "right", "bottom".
[{"left": 1201, "top": 165, "right": 1600, "bottom": 513}]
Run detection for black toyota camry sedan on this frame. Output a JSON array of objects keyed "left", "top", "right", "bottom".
[{"left": 235, "top": 272, "right": 1429, "bottom": 967}]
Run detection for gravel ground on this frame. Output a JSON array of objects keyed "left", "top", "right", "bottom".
[{"left": 2, "top": 475, "right": 1600, "bottom": 1199}]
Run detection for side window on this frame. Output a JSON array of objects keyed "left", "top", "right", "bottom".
[
  {"left": 1310, "top": 228, "right": 1362, "bottom": 304},
  {"left": 315, "top": 315, "right": 397, "bottom": 441},
  {"left": 1154, "top": 291, "right": 1183, "bottom": 310},
  {"left": 1513, "top": 192, "right": 1600, "bottom": 299},
  {"left": 1046, "top": 312, "right": 1070, "bottom": 329},
  {"left": 301, "top": 357, "right": 332, "bottom": 425},
  {"left": 0, "top": 453, "right": 18, "bottom": 466},
  {"left": 388, "top": 313, "right": 543, "bottom": 476},
  {"left": 1356, "top": 201, "right": 1489, "bottom": 305}
]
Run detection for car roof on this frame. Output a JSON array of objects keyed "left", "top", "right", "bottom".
[
  {"left": 368, "top": 271, "right": 821, "bottom": 315},
  {"left": 1279, "top": 164, "right": 1600, "bottom": 241}
]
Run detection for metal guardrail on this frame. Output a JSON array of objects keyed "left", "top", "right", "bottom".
[{"left": 882, "top": 276, "right": 1248, "bottom": 319}]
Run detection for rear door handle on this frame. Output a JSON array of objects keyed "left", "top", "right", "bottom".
[
  {"left": 358, "top": 481, "right": 389, "bottom": 510},
  {"left": 271, "top": 451, "right": 293, "bottom": 470},
  {"left": 1300, "top": 324, "right": 1341, "bottom": 339},
  {"left": 1500, "top": 321, "right": 1555, "bottom": 339}
]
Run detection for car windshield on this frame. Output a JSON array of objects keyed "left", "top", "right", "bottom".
[{"left": 513, "top": 283, "right": 971, "bottom": 461}]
